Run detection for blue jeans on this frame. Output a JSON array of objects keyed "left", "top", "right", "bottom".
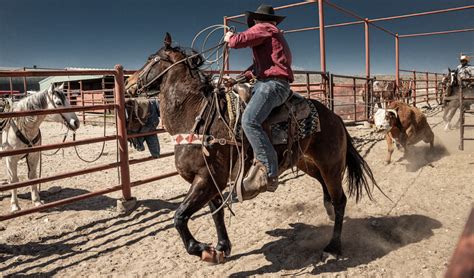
[{"left": 242, "top": 79, "right": 291, "bottom": 177}]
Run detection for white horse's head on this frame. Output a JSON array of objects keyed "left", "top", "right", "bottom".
[
  {"left": 47, "top": 83, "right": 80, "bottom": 131},
  {"left": 447, "top": 68, "right": 459, "bottom": 87}
]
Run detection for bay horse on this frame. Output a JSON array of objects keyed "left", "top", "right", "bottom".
[
  {"left": 125, "top": 33, "right": 380, "bottom": 263},
  {"left": 1, "top": 84, "right": 80, "bottom": 212}
]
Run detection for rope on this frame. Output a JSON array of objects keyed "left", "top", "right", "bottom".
[
  {"left": 191, "top": 24, "right": 232, "bottom": 65},
  {"left": 139, "top": 42, "right": 226, "bottom": 91},
  {"left": 73, "top": 111, "right": 107, "bottom": 163},
  {"left": 42, "top": 130, "right": 69, "bottom": 156}
]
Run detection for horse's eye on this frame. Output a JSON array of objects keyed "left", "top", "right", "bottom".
[{"left": 55, "top": 100, "right": 62, "bottom": 106}]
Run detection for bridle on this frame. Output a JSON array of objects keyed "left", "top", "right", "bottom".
[
  {"left": 135, "top": 54, "right": 170, "bottom": 96},
  {"left": 132, "top": 43, "right": 225, "bottom": 96},
  {"left": 46, "top": 89, "right": 76, "bottom": 130}
]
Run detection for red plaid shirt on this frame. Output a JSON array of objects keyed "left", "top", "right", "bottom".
[{"left": 228, "top": 22, "right": 294, "bottom": 83}]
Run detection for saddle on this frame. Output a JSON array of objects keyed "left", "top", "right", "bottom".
[
  {"left": 231, "top": 83, "right": 320, "bottom": 145},
  {"left": 228, "top": 83, "right": 321, "bottom": 202},
  {"left": 125, "top": 98, "right": 151, "bottom": 133}
]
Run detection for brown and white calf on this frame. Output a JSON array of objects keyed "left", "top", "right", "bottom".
[{"left": 374, "top": 102, "right": 434, "bottom": 164}]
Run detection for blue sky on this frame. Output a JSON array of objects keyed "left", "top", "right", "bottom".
[{"left": 0, "top": 0, "right": 473, "bottom": 75}]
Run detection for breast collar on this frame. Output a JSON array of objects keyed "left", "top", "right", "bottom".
[{"left": 9, "top": 119, "right": 41, "bottom": 148}]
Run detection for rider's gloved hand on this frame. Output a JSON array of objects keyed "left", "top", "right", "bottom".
[
  {"left": 223, "top": 76, "right": 237, "bottom": 87},
  {"left": 224, "top": 31, "right": 234, "bottom": 43}
]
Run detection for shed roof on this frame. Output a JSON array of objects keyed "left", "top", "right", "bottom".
[{"left": 39, "top": 75, "right": 105, "bottom": 91}]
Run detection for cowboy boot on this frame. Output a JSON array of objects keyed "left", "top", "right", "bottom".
[{"left": 240, "top": 161, "right": 279, "bottom": 201}]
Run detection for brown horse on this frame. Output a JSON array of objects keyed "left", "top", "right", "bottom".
[{"left": 125, "top": 33, "right": 380, "bottom": 264}]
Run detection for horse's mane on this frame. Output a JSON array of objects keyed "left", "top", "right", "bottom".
[
  {"left": 12, "top": 88, "right": 49, "bottom": 130},
  {"left": 175, "top": 46, "right": 205, "bottom": 69},
  {"left": 173, "top": 46, "right": 213, "bottom": 94},
  {"left": 14, "top": 88, "right": 48, "bottom": 112}
]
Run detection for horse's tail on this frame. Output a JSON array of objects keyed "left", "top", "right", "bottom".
[{"left": 343, "top": 126, "right": 380, "bottom": 202}]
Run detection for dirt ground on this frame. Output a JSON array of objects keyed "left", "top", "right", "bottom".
[{"left": 0, "top": 104, "right": 473, "bottom": 277}]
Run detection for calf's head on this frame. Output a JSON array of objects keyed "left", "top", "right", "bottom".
[{"left": 374, "top": 108, "right": 398, "bottom": 132}]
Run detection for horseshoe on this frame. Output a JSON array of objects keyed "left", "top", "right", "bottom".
[{"left": 201, "top": 247, "right": 226, "bottom": 264}]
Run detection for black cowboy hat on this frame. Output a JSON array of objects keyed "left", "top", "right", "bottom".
[{"left": 246, "top": 4, "right": 286, "bottom": 28}]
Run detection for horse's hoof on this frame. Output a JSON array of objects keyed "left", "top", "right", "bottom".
[
  {"left": 11, "top": 205, "right": 21, "bottom": 212},
  {"left": 384, "top": 160, "right": 391, "bottom": 165},
  {"left": 34, "top": 200, "right": 44, "bottom": 207},
  {"left": 201, "top": 247, "right": 226, "bottom": 264},
  {"left": 321, "top": 251, "right": 339, "bottom": 264}
]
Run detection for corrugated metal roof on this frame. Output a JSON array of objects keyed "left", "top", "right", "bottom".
[
  {"left": 38, "top": 67, "right": 118, "bottom": 90},
  {"left": 39, "top": 74, "right": 105, "bottom": 91}
]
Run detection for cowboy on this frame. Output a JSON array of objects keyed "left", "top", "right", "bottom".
[
  {"left": 456, "top": 55, "right": 472, "bottom": 87},
  {"left": 224, "top": 4, "right": 294, "bottom": 197},
  {"left": 456, "top": 55, "right": 471, "bottom": 73}
]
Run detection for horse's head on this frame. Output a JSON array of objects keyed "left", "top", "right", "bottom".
[
  {"left": 448, "top": 68, "right": 459, "bottom": 87},
  {"left": 445, "top": 68, "right": 458, "bottom": 97},
  {"left": 125, "top": 33, "right": 204, "bottom": 96},
  {"left": 46, "top": 83, "right": 80, "bottom": 131}
]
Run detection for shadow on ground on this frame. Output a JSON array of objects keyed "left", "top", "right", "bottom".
[
  {"left": 229, "top": 214, "right": 442, "bottom": 277},
  {"left": 0, "top": 196, "right": 198, "bottom": 277},
  {"left": 10, "top": 188, "right": 117, "bottom": 211}
]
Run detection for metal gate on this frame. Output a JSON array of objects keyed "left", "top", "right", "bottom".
[
  {"left": 329, "top": 74, "right": 374, "bottom": 123},
  {"left": 459, "top": 77, "right": 474, "bottom": 150}
]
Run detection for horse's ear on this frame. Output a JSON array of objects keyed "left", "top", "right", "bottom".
[
  {"left": 57, "top": 83, "right": 65, "bottom": 91},
  {"left": 448, "top": 67, "right": 451, "bottom": 72},
  {"left": 164, "top": 32, "right": 172, "bottom": 49}
]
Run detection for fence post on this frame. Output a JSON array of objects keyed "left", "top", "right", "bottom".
[
  {"left": 459, "top": 85, "right": 464, "bottom": 151},
  {"left": 412, "top": 70, "right": 417, "bottom": 107},
  {"left": 318, "top": 0, "right": 326, "bottom": 73},
  {"left": 365, "top": 78, "right": 371, "bottom": 120},
  {"left": 353, "top": 77, "right": 357, "bottom": 122},
  {"left": 435, "top": 73, "right": 438, "bottom": 104},
  {"left": 67, "top": 81, "right": 71, "bottom": 104},
  {"left": 365, "top": 19, "right": 370, "bottom": 79},
  {"left": 80, "top": 81, "right": 85, "bottom": 125},
  {"left": 328, "top": 73, "right": 334, "bottom": 112},
  {"left": 114, "top": 65, "right": 134, "bottom": 208},
  {"left": 9, "top": 77, "right": 13, "bottom": 99},
  {"left": 425, "top": 72, "right": 429, "bottom": 106},
  {"left": 395, "top": 34, "right": 400, "bottom": 90},
  {"left": 23, "top": 76, "right": 27, "bottom": 97},
  {"left": 223, "top": 16, "right": 230, "bottom": 71},
  {"left": 306, "top": 73, "right": 310, "bottom": 99},
  {"left": 369, "top": 78, "right": 374, "bottom": 119}
]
